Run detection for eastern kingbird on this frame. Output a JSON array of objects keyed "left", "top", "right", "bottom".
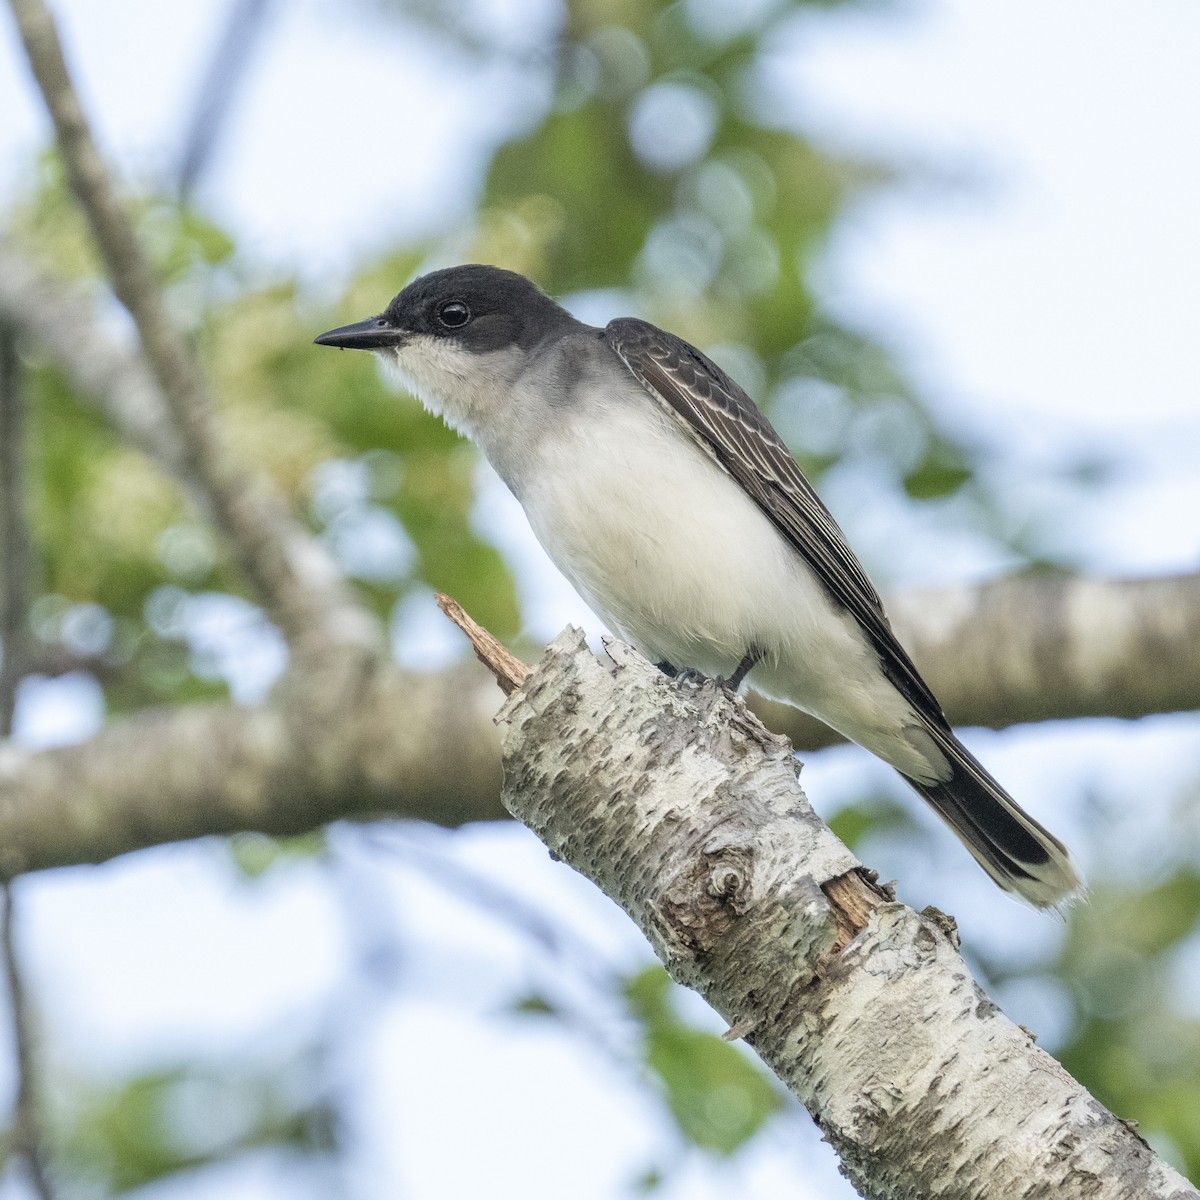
[{"left": 316, "top": 264, "right": 1080, "bottom": 908}]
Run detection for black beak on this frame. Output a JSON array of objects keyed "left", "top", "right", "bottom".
[{"left": 314, "top": 316, "right": 408, "bottom": 351}]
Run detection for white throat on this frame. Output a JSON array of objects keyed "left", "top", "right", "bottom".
[{"left": 378, "top": 335, "right": 525, "bottom": 443}]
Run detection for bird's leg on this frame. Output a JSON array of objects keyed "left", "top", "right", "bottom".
[{"left": 725, "top": 645, "right": 763, "bottom": 692}]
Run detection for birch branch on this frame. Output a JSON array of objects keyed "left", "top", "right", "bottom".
[
  {"left": 490, "top": 626, "right": 1198, "bottom": 1200},
  {"left": 752, "top": 569, "right": 1200, "bottom": 746},
  {"left": 5, "top": 0, "right": 377, "bottom": 656},
  {"left": 0, "top": 661, "right": 504, "bottom": 878},
  {"left": 0, "top": 566, "right": 1196, "bottom": 875}
]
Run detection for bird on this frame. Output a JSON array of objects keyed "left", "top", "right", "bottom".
[{"left": 316, "top": 264, "right": 1080, "bottom": 909}]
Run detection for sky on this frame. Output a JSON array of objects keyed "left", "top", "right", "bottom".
[{"left": 1, "top": 0, "right": 1199, "bottom": 1197}]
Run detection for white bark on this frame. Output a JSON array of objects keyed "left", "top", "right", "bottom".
[
  {"left": 496, "top": 629, "right": 1198, "bottom": 1200},
  {"left": 0, "top": 658, "right": 506, "bottom": 875}
]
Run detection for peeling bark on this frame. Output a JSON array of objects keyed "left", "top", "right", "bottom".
[{"left": 496, "top": 629, "right": 1198, "bottom": 1200}]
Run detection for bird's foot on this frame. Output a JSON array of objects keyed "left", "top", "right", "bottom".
[
  {"left": 656, "top": 660, "right": 712, "bottom": 686},
  {"left": 658, "top": 661, "right": 716, "bottom": 693},
  {"left": 658, "top": 647, "right": 762, "bottom": 695}
]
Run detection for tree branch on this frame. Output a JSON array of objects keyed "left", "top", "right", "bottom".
[
  {"left": 0, "top": 323, "right": 29, "bottom": 735},
  {"left": 0, "top": 567, "right": 1196, "bottom": 876},
  {"left": 0, "top": 240, "right": 187, "bottom": 472},
  {"left": 752, "top": 570, "right": 1200, "bottom": 747},
  {"left": 494, "top": 627, "right": 1198, "bottom": 1200},
  {"left": 176, "top": 0, "right": 274, "bottom": 200},
  {"left": 4, "top": 0, "right": 378, "bottom": 657},
  {"left": 2, "top": 883, "right": 55, "bottom": 1200},
  {"left": 436, "top": 593, "right": 529, "bottom": 694},
  {"left": 0, "top": 326, "right": 56, "bottom": 1198},
  {"left": 0, "top": 659, "right": 505, "bottom": 878}
]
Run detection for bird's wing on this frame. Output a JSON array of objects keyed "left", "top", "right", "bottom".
[{"left": 605, "top": 316, "right": 945, "bottom": 724}]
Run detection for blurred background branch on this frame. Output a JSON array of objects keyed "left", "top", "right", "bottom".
[
  {"left": 7, "top": 0, "right": 379, "bottom": 658},
  {"left": 0, "top": 569, "right": 1197, "bottom": 879},
  {"left": 0, "top": 324, "right": 29, "bottom": 735},
  {"left": 1, "top": 325, "right": 56, "bottom": 1199},
  {"left": 176, "top": 0, "right": 275, "bottom": 202},
  {"left": 1, "top": 883, "right": 55, "bottom": 1200}
]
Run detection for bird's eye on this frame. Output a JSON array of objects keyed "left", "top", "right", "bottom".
[{"left": 437, "top": 301, "right": 471, "bottom": 329}]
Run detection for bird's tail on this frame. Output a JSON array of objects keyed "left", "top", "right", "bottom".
[{"left": 901, "top": 726, "right": 1082, "bottom": 910}]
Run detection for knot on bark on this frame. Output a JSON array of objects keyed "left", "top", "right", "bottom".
[{"left": 650, "top": 845, "right": 755, "bottom": 956}]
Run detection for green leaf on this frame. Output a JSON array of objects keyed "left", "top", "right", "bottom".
[
  {"left": 632, "top": 1164, "right": 667, "bottom": 1192},
  {"left": 59, "top": 1061, "right": 335, "bottom": 1193},
  {"left": 510, "top": 993, "right": 559, "bottom": 1017},
  {"left": 644, "top": 1023, "right": 781, "bottom": 1154},
  {"left": 486, "top": 103, "right": 666, "bottom": 292},
  {"left": 391, "top": 445, "right": 520, "bottom": 637},
  {"left": 226, "top": 831, "right": 327, "bottom": 880},
  {"left": 827, "top": 796, "right": 915, "bottom": 850},
  {"left": 624, "top": 967, "right": 782, "bottom": 1155},
  {"left": 902, "top": 444, "right": 974, "bottom": 500}
]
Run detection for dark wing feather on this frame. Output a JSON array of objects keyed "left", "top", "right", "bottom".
[{"left": 605, "top": 316, "right": 946, "bottom": 726}]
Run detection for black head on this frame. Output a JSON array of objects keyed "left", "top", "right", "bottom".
[{"left": 314, "top": 264, "right": 576, "bottom": 354}]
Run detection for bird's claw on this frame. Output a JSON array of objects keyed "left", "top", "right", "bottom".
[{"left": 658, "top": 648, "right": 761, "bottom": 695}]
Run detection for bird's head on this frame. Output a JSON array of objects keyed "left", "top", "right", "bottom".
[{"left": 315, "top": 264, "right": 578, "bottom": 434}]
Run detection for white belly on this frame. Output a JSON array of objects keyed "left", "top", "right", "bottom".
[
  {"left": 525, "top": 402, "right": 790, "bottom": 671},
  {"left": 515, "top": 392, "right": 931, "bottom": 776}
]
